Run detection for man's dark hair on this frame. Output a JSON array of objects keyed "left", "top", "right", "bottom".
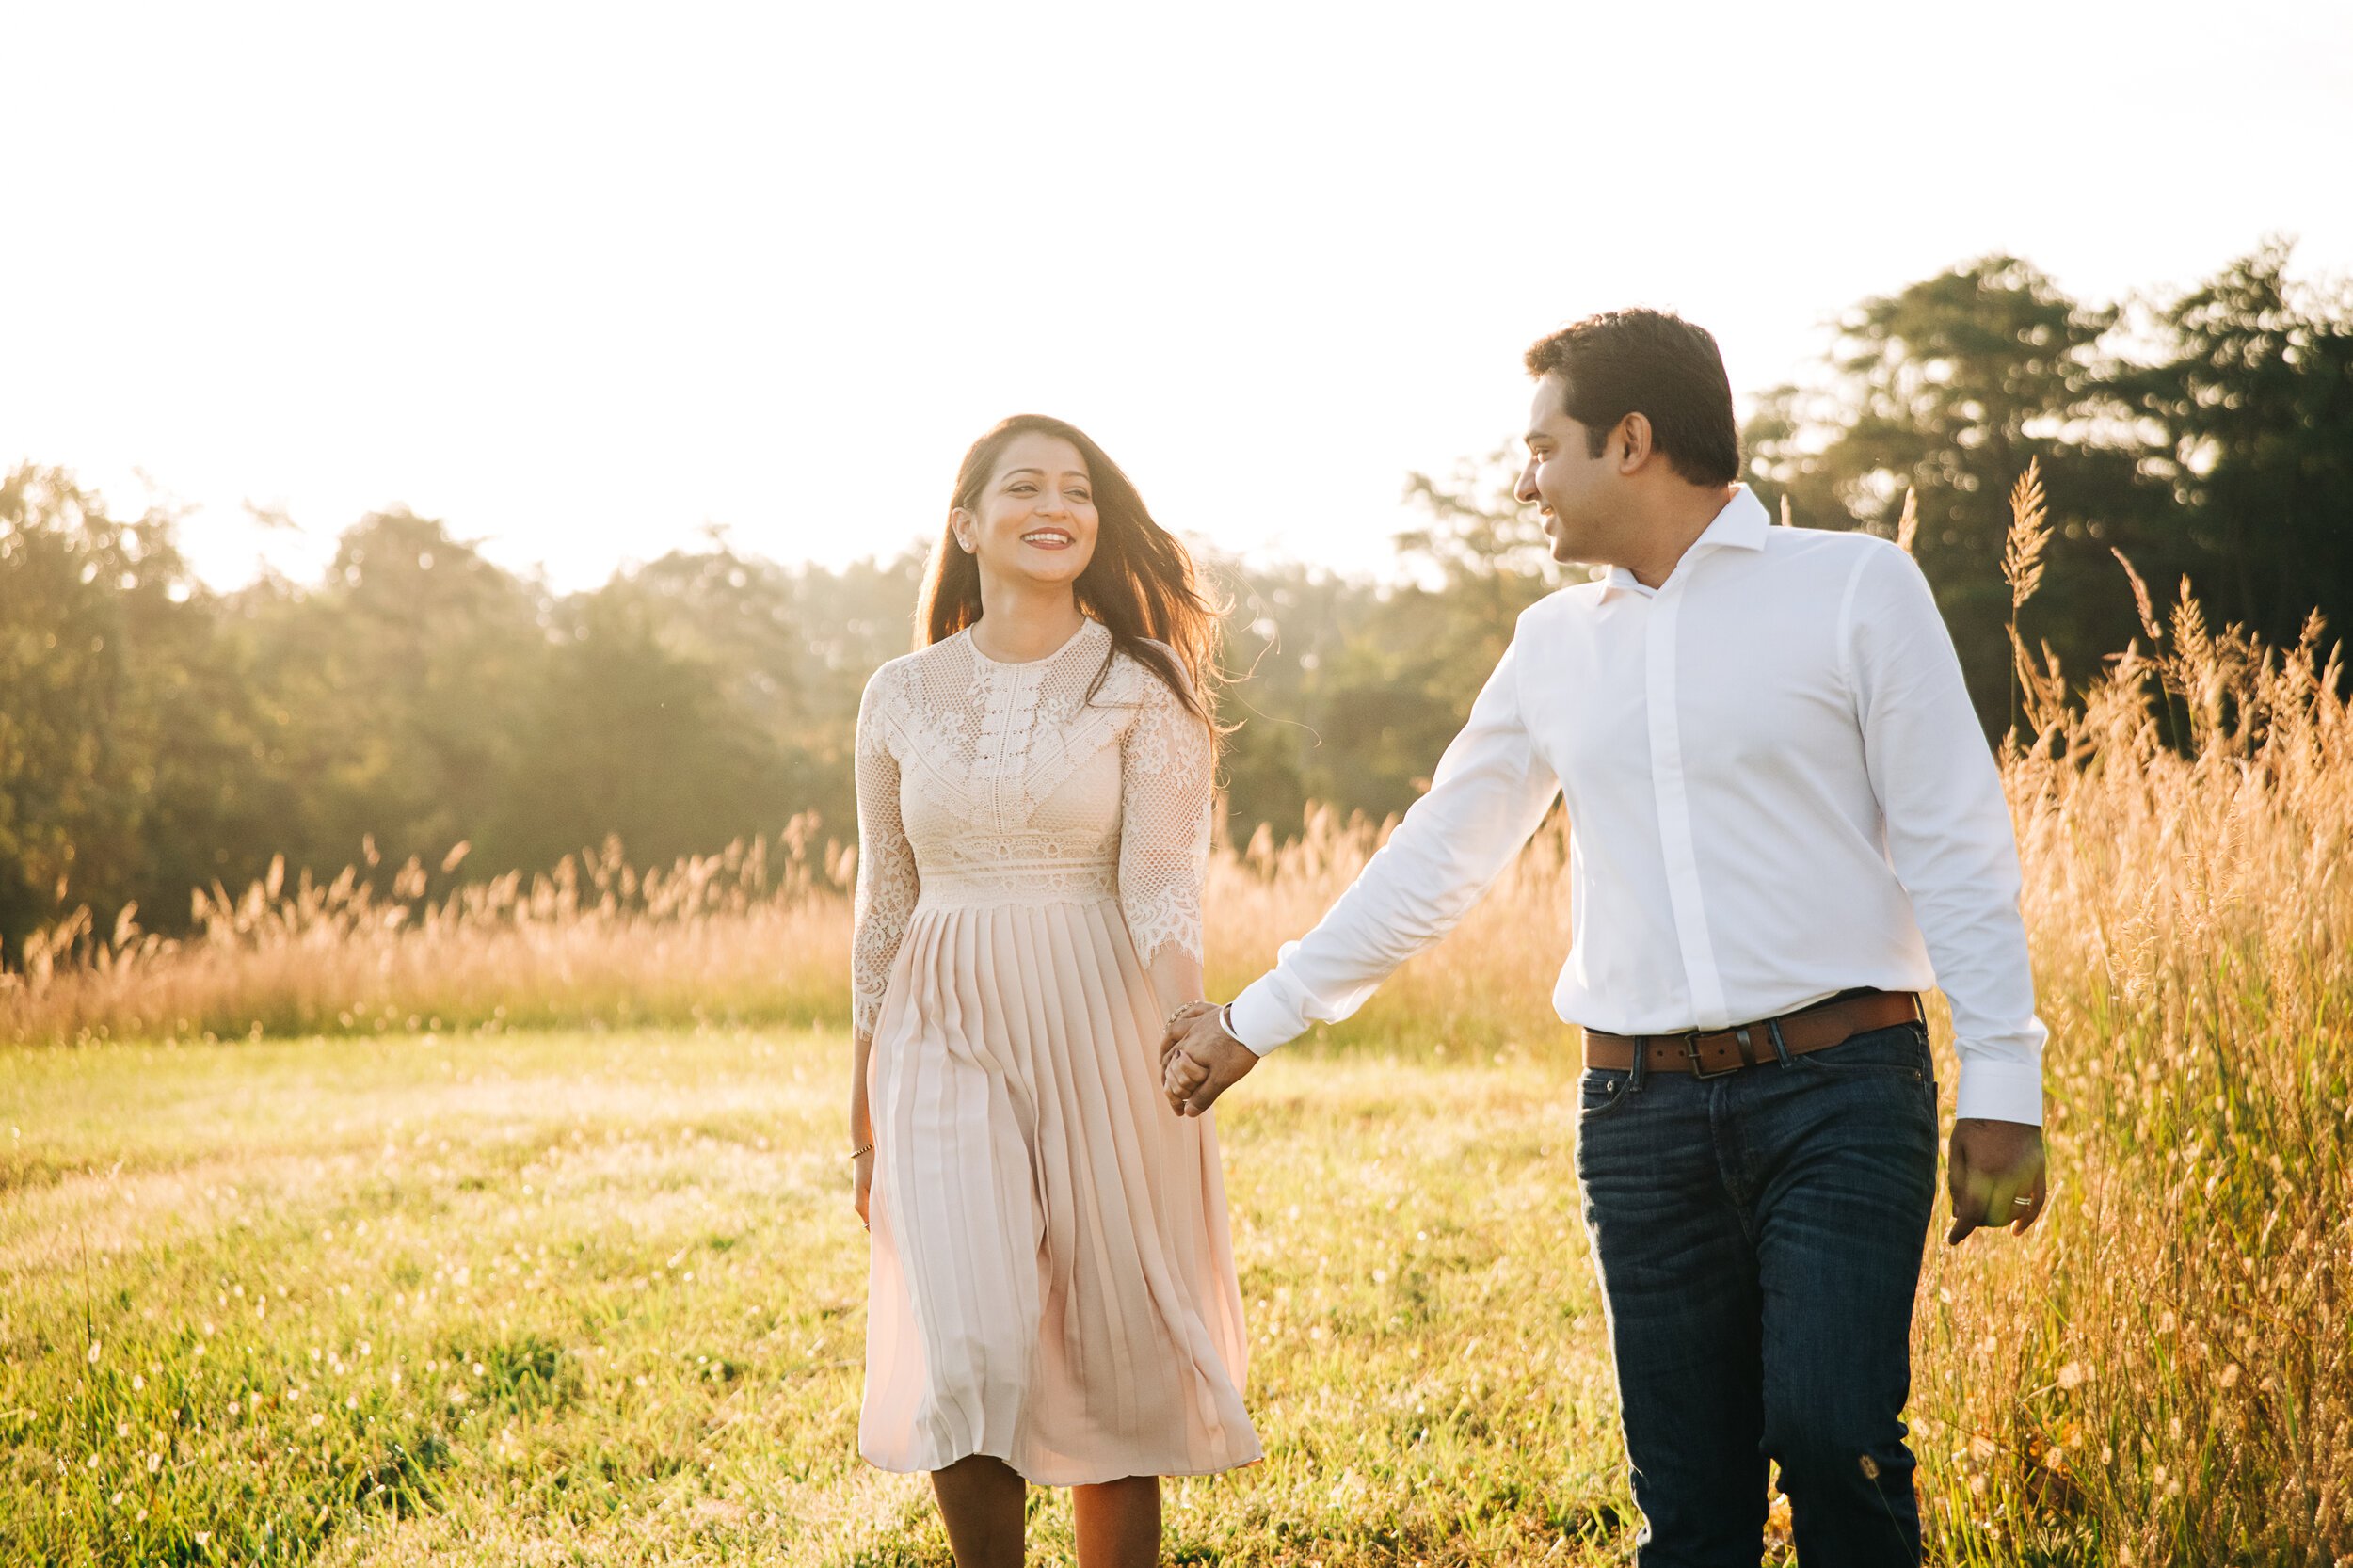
[{"left": 1523, "top": 310, "right": 1739, "bottom": 487}]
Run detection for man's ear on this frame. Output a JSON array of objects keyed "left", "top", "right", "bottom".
[{"left": 1615, "top": 413, "right": 1655, "bottom": 472}]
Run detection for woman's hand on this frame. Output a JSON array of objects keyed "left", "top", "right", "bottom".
[
  {"left": 1161, "top": 1004, "right": 1258, "bottom": 1117},
  {"left": 1160, "top": 1000, "right": 1219, "bottom": 1075},
  {"left": 852, "top": 1146, "right": 875, "bottom": 1231}
]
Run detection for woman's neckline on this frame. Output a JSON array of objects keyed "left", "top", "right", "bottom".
[{"left": 964, "top": 616, "right": 1102, "bottom": 668}]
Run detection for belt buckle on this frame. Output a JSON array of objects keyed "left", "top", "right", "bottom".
[{"left": 1681, "top": 1031, "right": 1740, "bottom": 1080}]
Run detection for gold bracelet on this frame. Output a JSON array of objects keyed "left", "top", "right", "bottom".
[{"left": 848, "top": 1142, "right": 873, "bottom": 1160}]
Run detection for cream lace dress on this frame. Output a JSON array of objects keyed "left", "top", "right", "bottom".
[{"left": 851, "top": 617, "right": 1260, "bottom": 1484}]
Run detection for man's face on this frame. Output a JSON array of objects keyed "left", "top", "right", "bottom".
[{"left": 1515, "top": 373, "right": 1617, "bottom": 565}]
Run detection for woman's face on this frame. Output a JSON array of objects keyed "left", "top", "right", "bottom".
[{"left": 955, "top": 433, "right": 1100, "bottom": 589}]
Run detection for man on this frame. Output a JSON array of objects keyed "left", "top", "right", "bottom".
[{"left": 1160, "top": 309, "right": 2047, "bottom": 1566}]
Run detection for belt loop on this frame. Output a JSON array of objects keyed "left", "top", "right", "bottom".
[
  {"left": 1629, "top": 1036, "right": 1649, "bottom": 1092},
  {"left": 1767, "top": 1017, "right": 1794, "bottom": 1067}
]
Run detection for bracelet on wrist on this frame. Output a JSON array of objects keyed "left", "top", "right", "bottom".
[{"left": 848, "top": 1142, "right": 873, "bottom": 1160}]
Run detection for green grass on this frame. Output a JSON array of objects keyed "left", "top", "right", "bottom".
[{"left": 1, "top": 1027, "right": 1635, "bottom": 1566}]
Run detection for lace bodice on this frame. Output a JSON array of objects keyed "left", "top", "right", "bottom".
[{"left": 850, "top": 618, "right": 1215, "bottom": 1037}]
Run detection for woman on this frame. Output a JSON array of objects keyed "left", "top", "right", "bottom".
[{"left": 848, "top": 414, "right": 1259, "bottom": 1566}]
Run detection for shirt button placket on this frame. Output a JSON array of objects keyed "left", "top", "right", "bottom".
[{"left": 1643, "top": 577, "right": 1730, "bottom": 1030}]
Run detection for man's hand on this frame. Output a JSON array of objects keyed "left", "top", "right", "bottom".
[
  {"left": 1945, "top": 1118, "right": 2047, "bottom": 1244},
  {"left": 1160, "top": 1005, "right": 1259, "bottom": 1117}
]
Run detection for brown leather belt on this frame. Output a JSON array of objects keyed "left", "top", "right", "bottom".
[{"left": 1582, "top": 990, "right": 1922, "bottom": 1078}]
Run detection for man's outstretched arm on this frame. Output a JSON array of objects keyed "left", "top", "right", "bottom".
[{"left": 1163, "top": 636, "right": 1561, "bottom": 1115}]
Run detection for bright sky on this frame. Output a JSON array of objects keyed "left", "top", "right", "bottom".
[{"left": 6, "top": 1, "right": 2350, "bottom": 591}]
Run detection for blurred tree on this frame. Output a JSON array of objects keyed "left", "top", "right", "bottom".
[
  {"left": 1744, "top": 257, "right": 2156, "bottom": 728},
  {"left": 236, "top": 510, "right": 552, "bottom": 879},
  {"left": 0, "top": 467, "right": 280, "bottom": 959},
  {"left": 2120, "top": 239, "right": 2353, "bottom": 651},
  {"left": 594, "top": 535, "right": 927, "bottom": 840},
  {"left": 493, "top": 591, "right": 787, "bottom": 871}
]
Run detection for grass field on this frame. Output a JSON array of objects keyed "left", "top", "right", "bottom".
[{"left": 4, "top": 1025, "right": 1643, "bottom": 1566}]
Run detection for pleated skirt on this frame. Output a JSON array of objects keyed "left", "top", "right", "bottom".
[{"left": 858, "top": 893, "right": 1261, "bottom": 1485}]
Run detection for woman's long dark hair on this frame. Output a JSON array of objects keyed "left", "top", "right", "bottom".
[{"left": 916, "top": 414, "right": 1225, "bottom": 730}]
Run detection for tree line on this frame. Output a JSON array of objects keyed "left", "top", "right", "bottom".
[{"left": 3, "top": 242, "right": 2346, "bottom": 963}]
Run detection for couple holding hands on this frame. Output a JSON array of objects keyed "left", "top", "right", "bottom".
[{"left": 844, "top": 309, "right": 2047, "bottom": 1568}]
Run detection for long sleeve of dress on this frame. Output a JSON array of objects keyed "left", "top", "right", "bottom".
[
  {"left": 851, "top": 667, "right": 920, "bottom": 1038},
  {"left": 1117, "top": 664, "right": 1215, "bottom": 968}
]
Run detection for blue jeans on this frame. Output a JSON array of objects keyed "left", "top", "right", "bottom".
[{"left": 1575, "top": 1020, "right": 1940, "bottom": 1567}]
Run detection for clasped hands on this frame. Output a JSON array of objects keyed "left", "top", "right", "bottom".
[{"left": 1160, "top": 1000, "right": 1257, "bottom": 1116}]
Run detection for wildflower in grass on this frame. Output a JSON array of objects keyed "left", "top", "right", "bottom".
[
  {"left": 87, "top": 1340, "right": 103, "bottom": 1364},
  {"left": 2057, "top": 1361, "right": 2087, "bottom": 1390}
]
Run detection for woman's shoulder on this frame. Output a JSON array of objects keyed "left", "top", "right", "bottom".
[
  {"left": 1105, "top": 638, "right": 1215, "bottom": 731},
  {"left": 1105, "top": 636, "right": 1193, "bottom": 700},
  {"left": 861, "top": 636, "right": 967, "bottom": 712}
]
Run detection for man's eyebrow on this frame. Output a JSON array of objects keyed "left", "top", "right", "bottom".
[{"left": 1525, "top": 430, "right": 1553, "bottom": 446}]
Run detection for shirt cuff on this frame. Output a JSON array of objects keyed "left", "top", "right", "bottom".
[
  {"left": 1226, "top": 971, "right": 1306, "bottom": 1056},
  {"left": 1953, "top": 1057, "right": 2043, "bottom": 1126}
]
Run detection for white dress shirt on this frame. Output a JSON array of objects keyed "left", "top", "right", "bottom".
[{"left": 1226, "top": 487, "right": 2047, "bottom": 1126}]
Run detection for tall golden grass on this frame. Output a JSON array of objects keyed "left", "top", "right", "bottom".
[
  {"left": 7, "top": 478, "right": 2351, "bottom": 1559},
  {"left": 0, "top": 818, "right": 853, "bottom": 1045}
]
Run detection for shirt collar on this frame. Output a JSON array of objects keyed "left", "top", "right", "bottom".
[{"left": 1595, "top": 486, "right": 1771, "bottom": 600}]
